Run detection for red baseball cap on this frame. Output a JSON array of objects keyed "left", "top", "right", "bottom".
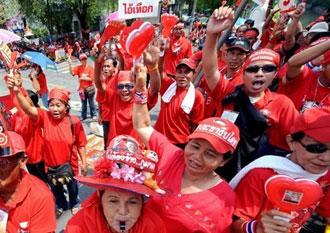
[
  {"left": 75, "top": 135, "right": 163, "bottom": 196},
  {"left": 0, "top": 131, "right": 25, "bottom": 157},
  {"left": 291, "top": 107, "right": 330, "bottom": 143},
  {"left": 49, "top": 88, "right": 71, "bottom": 103},
  {"left": 79, "top": 53, "right": 88, "bottom": 60},
  {"left": 188, "top": 117, "right": 240, "bottom": 154},
  {"left": 177, "top": 58, "right": 197, "bottom": 70}
]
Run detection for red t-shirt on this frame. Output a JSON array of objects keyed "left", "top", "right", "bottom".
[
  {"left": 65, "top": 192, "right": 166, "bottom": 233},
  {"left": 0, "top": 171, "right": 56, "bottom": 233},
  {"left": 278, "top": 65, "right": 330, "bottom": 111},
  {"left": 147, "top": 130, "right": 236, "bottom": 233},
  {"left": 163, "top": 36, "right": 193, "bottom": 76},
  {"left": 72, "top": 65, "right": 94, "bottom": 90},
  {"left": 154, "top": 76, "right": 205, "bottom": 144},
  {"left": 234, "top": 168, "right": 330, "bottom": 233},
  {"left": 37, "top": 73, "right": 48, "bottom": 95},
  {"left": 212, "top": 77, "right": 299, "bottom": 150},
  {"left": 36, "top": 109, "right": 87, "bottom": 167}
]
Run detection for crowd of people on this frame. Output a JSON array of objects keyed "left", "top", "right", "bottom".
[{"left": 1, "top": 2, "right": 330, "bottom": 233}]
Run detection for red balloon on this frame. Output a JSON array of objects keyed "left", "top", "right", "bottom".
[
  {"left": 161, "top": 13, "right": 179, "bottom": 38},
  {"left": 125, "top": 21, "right": 155, "bottom": 58},
  {"left": 265, "top": 175, "right": 323, "bottom": 212}
]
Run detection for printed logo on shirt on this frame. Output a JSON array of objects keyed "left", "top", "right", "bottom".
[{"left": 301, "top": 101, "right": 319, "bottom": 113}]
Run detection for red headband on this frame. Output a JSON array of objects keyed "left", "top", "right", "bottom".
[
  {"left": 244, "top": 30, "right": 259, "bottom": 38},
  {"left": 49, "top": 88, "right": 71, "bottom": 103},
  {"left": 244, "top": 48, "right": 280, "bottom": 68}
]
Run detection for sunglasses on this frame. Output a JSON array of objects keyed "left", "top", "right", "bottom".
[
  {"left": 117, "top": 83, "right": 134, "bottom": 90},
  {"left": 298, "top": 140, "right": 330, "bottom": 154},
  {"left": 245, "top": 65, "right": 277, "bottom": 73}
]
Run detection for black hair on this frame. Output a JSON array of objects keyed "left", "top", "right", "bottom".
[
  {"left": 105, "top": 56, "right": 118, "bottom": 68},
  {"left": 223, "top": 152, "right": 232, "bottom": 160},
  {"left": 244, "top": 19, "right": 255, "bottom": 27},
  {"left": 291, "top": 131, "right": 305, "bottom": 141},
  {"left": 26, "top": 89, "right": 39, "bottom": 107}
]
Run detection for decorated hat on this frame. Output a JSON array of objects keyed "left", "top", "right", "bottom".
[
  {"left": 0, "top": 130, "right": 25, "bottom": 157},
  {"left": 75, "top": 135, "right": 164, "bottom": 196},
  {"left": 188, "top": 117, "right": 240, "bottom": 154},
  {"left": 290, "top": 107, "right": 330, "bottom": 143},
  {"left": 49, "top": 88, "right": 71, "bottom": 103}
]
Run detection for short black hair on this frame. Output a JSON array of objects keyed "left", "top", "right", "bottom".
[
  {"left": 27, "top": 89, "right": 39, "bottom": 107},
  {"left": 291, "top": 131, "right": 305, "bottom": 141}
]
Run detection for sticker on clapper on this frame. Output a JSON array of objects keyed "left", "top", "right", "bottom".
[{"left": 221, "top": 110, "right": 239, "bottom": 123}]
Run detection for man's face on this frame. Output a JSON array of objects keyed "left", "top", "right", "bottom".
[
  {"left": 103, "top": 59, "right": 116, "bottom": 77},
  {"left": 117, "top": 81, "right": 135, "bottom": 102},
  {"left": 225, "top": 49, "right": 247, "bottom": 70},
  {"left": 0, "top": 154, "right": 24, "bottom": 192},
  {"left": 173, "top": 27, "right": 184, "bottom": 38},
  {"left": 175, "top": 65, "right": 194, "bottom": 88},
  {"left": 80, "top": 58, "right": 87, "bottom": 66}
]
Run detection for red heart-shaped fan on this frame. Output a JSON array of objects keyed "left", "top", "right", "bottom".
[{"left": 161, "top": 13, "right": 179, "bottom": 38}]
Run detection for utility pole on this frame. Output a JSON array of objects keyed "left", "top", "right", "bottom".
[{"left": 189, "top": 0, "right": 197, "bottom": 33}]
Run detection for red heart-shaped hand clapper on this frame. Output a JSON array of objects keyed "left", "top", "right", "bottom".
[
  {"left": 98, "top": 21, "right": 125, "bottom": 49},
  {"left": 161, "top": 13, "right": 179, "bottom": 38},
  {"left": 265, "top": 175, "right": 323, "bottom": 212},
  {"left": 124, "top": 20, "right": 155, "bottom": 58}
]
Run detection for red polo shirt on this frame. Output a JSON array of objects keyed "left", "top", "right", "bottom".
[
  {"left": 211, "top": 76, "right": 298, "bottom": 150},
  {"left": 37, "top": 73, "right": 48, "bottom": 95},
  {"left": 72, "top": 65, "right": 94, "bottom": 90},
  {"left": 234, "top": 168, "right": 330, "bottom": 233},
  {"left": 154, "top": 76, "right": 205, "bottom": 144},
  {"left": 278, "top": 65, "right": 330, "bottom": 111},
  {"left": 0, "top": 171, "right": 56, "bottom": 233},
  {"left": 36, "top": 109, "right": 87, "bottom": 167},
  {"left": 163, "top": 36, "right": 193, "bottom": 76}
]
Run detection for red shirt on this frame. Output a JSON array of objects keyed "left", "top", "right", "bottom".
[
  {"left": 278, "top": 66, "right": 330, "bottom": 111},
  {"left": 0, "top": 171, "right": 56, "bottom": 233},
  {"left": 234, "top": 168, "right": 330, "bottom": 233},
  {"left": 37, "top": 73, "right": 48, "bottom": 95},
  {"left": 36, "top": 109, "right": 87, "bottom": 167},
  {"left": 154, "top": 76, "right": 205, "bottom": 144},
  {"left": 212, "top": 77, "right": 299, "bottom": 150},
  {"left": 72, "top": 65, "right": 94, "bottom": 90},
  {"left": 96, "top": 74, "right": 117, "bottom": 121},
  {"left": 147, "top": 130, "right": 236, "bottom": 233},
  {"left": 65, "top": 192, "right": 166, "bottom": 233},
  {"left": 163, "top": 36, "right": 193, "bottom": 75}
]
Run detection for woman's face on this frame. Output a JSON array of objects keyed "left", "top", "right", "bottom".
[
  {"left": 184, "top": 139, "right": 227, "bottom": 177},
  {"left": 48, "top": 99, "right": 67, "bottom": 119},
  {"left": 101, "top": 189, "right": 143, "bottom": 233}
]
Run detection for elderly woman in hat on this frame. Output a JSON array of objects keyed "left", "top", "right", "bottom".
[
  {"left": 132, "top": 64, "right": 240, "bottom": 232},
  {"left": 6, "top": 76, "right": 88, "bottom": 217},
  {"left": 65, "top": 135, "right": 166, "bottom": 233}
]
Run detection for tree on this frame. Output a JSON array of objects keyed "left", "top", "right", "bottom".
[{"left": 0, "top": 0, "right": 21, "bottom": 26}]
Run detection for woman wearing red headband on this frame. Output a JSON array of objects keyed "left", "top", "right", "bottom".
[{"left": 6, "top": 76, "right": 88, "bottom": 217}]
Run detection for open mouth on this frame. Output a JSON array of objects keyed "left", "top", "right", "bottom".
[
  {"left": 188, "top": 159, "right": 201, "bottom": 169},
  {"left": 251, "top": 80, "right": 265, "bottom": 89},
  {"left": 119, "top": 221, "right": 126, "bottom": 231}
]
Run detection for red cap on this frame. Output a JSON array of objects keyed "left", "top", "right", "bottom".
[
  {"left": 79, "top": 53, "right": 88, "bottom": 60},
  {"left": 177, "top": 58, "right": 197, "bottom": 70},
  {"left": 75, "top": 135, "right": 163, "bottom": 196},
  {"left": 291, "top": 107, "right": 330, "bottom": 143},
  {"left": 188, "top": 117, "right": 240, "bottom": 154},
  {"left": 0, "top": 131, "right": 25, "bottom": 157},
  {"left": 49, "top": 88, "right": 71, "bottom": 103},
  {"left": 244, "top": 48, "right": 280, "bottom": 68}
]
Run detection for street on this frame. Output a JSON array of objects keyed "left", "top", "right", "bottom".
[{"left": 0, "top": 58, "right": 160, "bottom": 232}]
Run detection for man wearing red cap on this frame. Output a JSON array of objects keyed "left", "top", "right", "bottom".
[
  {"left": 203, "top": 6, "right": 299, "bottom": 180},
  {"left": 154, "top": 58, "right": 205, "bottom": 148},
  {"left": 0, "top": 130, "right": 56, "bottom": 232},
  {"left": 69, "top": 53, "right": 96, "bottom": 120},
  {"left": 279, "top": 39, "right": 330, "bottom": 112},
  {"left": 162, "top": 21, "right": 193, "bottom": 77},
  {"left": 132, "top": 63, "right": 239, "bottom": 232},
  {"left": 231, "top": 107, "right": 330, "bottom": 233}
]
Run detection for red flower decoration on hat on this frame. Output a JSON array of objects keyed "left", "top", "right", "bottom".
[{"left": 94, "top": 157, "right": 114, "bottom": 178}]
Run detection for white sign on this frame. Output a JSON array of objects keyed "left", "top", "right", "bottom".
[
  {"left": 278, "top": 0, "right": 295, "bottom": 11},
  {"left": 118, "top": 0, "right": 159, "bottom": 19}
]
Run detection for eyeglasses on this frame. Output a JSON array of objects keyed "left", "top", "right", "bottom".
[
  {"left": 245, "top": 65, "right": 277, "bottom": 73},
  {"left": 298, "top": 140, "right": 330, "bottom": 154},
  {"left": 117, "top": 83, "right": 134, "bottom": 90}
]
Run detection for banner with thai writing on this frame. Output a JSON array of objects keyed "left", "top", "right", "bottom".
[{"left": 118, "top": 0, "right": 159, "bottom": 19}]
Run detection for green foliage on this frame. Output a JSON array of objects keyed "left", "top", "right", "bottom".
[
  {"left": 32, "top": 27, "right": 49, "bottom": 37},
  {"left": 0, "top": 0, "right": 21, "bottom": 25}
]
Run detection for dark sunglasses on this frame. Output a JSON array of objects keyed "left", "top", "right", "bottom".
[
  {"left": 245, "top": 65, "right": 277, "bottom": 73},
  {"left": 298, "top": 140, "right": 330, "bottom": 154},
  {"left": 117, "top": 83, "right": 134, "bottom": 90}
]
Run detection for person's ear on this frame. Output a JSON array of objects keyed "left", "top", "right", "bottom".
[
  {"left": 286, "top": 134, "right": 294, "bottom": 151},
  {"left": 19, "top": 157, "right": 28, "bottom": 169}
]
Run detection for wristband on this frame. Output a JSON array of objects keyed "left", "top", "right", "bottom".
[
  {"left": 147, "top": 64, "right": 158, "bottom": 72},
  {"left": 134, "top": 91, "right": 148, "bottom": 105},
  {"left": 242, "top": 220, "right": 257, "bottom": 233}
]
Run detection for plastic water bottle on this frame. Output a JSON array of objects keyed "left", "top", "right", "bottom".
[{"left": 18, "top": 221, "right": 29, "bottom": 233}]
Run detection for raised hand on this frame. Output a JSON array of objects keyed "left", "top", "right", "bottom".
[
  {"left": 143, "top": 45, "right": 160, "bottom": 67},
  {"left": 134, "top": 63, "right": 148, "bottom": 91},
  {"left": 6, "top": 72, "right": 22, "bottom": 92},
  {"left": 290, "top": 3, "right": 306, "bottom": 20},
  {"left": 206, "top": 6, "right": 235, "bottom": 35}
]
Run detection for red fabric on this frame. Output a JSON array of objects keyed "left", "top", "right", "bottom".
[
  {"left": 49, "top": 88, "right": 71, "bottom": 103},
  {"left": 72, "top": 65, "right": 94, "bottom": 90},
  {"left": 147, "top": 131, "right": 236, "bottom": 233},
  {"left": 154, "top": 76, "right": 205, "bottom": 144},
  {"left": 213, "top": 77, "right": 299, "bottom": 149},
  {"left": 65, "top": 192, "right": 166, "bottom": 233},
  {"left": 163, "top": 36, "right": 193, "bottom": 75},
  {"left": 37, "top": 73, "right": 48, "bottom": 95},
  {"left": 11, "top": 113, "right": 43, "bottom": 163},
  {"left": 96, "top": 74, "right": 117, "bottom": 121},
  {"left": 0, "top": 171, "right": 56, "bottom": 233},
  {"left": 36, "top": 109, "right": 87, "bottom": 167},
  {"left": 234, "top": 168, "right": 330, "bottom": 233},
  {"left": 278, "top": 66, "right": 330, "bottom": 111}
]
